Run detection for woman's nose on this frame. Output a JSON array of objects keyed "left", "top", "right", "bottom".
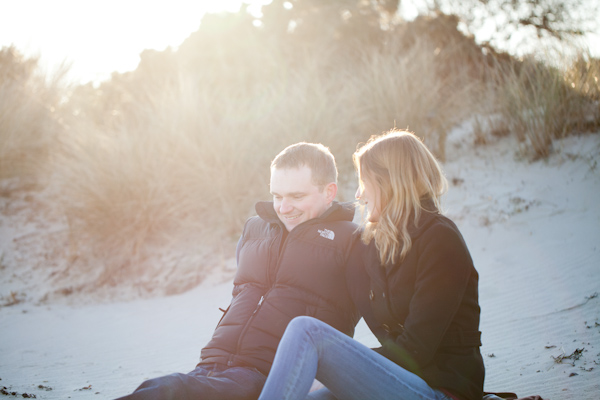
[{"left": 355, "top": 187, "right": 361, "bottom": 200}]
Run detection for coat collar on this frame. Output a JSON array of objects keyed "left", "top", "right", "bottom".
[
  {"left": 366, "top": 198, "right": 441, "bottom": 277},
  {"left": 405, "top": 198, "right": 440, "bottom": 240}
]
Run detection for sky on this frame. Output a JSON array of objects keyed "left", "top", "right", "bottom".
[{"left": 2, "top": 0, "right": 599, "bottom": 86}]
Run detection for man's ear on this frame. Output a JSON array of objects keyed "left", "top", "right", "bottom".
[{"left": 324, "top": 182, "right": 337, "bottom": 203}]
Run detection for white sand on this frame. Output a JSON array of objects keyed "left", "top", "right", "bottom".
[{"left": 1, "top": 127, "right": 599, "bottom": 399}]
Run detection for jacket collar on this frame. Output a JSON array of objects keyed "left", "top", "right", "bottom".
[
  {"left": 405, "top": 198, "right": 440, "bottom": 240},
  {"left": 367, "top": 198, "right": 441, "bottom": 275},
  {"left": 254, "top": 201, "right": 356, "bottom": 228}
]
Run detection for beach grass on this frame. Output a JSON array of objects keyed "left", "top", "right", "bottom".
[{"left": 1, "top": 14, "right": 598, "bottom": 292}]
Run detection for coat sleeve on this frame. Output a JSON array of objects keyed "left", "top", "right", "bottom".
[
  {"left": 385, "top": 223, "right": 474, "bottom": 369},
  {"left": 235, "top": 218, "right": 252, "bottom": 266},
  {"left": 346, "top": 240, "right": 390, "bottom": 340},
  {"left": 345, "top": 241, "right": 368, "bottom": 322}
]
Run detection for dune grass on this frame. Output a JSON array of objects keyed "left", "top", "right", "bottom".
[
  {"left": 57, "top": 74, "right": 275, "bottom": 285},
  {"left": 486, "top": 50, "right": 600, "bottom": 158},
  {"left": 0, "top": 47, "right": 66, "bottom": 185},
  {"left": 2, "top": 15, "right": 598, "bottom": 294}
]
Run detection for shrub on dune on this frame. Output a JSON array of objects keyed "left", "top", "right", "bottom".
[{"left": 0, "top": 46, "right": 66, "bottom": 185}]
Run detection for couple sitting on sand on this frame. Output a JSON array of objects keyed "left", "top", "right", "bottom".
[{"left": 115, "top": 129, "right": 486, "bottom": 400}]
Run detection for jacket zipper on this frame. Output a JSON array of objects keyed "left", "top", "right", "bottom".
[{"left": 229, "top": 291, "right": 272, "bottom": 366}]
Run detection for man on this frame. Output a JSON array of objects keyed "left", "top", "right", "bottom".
[{"left": 116, "top": 142, "right": 360, "bottom": 400}]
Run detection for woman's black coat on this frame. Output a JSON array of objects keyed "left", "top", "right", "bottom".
[{"left": 348, "top": 207, "right": 485, "bottom": 400}]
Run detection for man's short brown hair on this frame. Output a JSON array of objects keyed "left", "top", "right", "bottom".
[{"left": 271, "top": 142, "right": 338, "bottom": 189}]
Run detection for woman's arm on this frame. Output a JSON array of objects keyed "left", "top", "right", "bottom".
[{"left": 385, "top": 222, "right": 476, "bottom": 369}]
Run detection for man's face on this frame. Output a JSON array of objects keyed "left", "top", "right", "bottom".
[{"left": 270, "top": 165, "right": 336, "bottom": 232}]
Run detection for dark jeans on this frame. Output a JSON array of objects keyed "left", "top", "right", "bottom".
[{"left": 115, "top": 363, "right": 267, "bottom": 400}]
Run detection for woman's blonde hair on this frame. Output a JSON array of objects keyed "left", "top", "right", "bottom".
[{"left": 353, "top": 129, "right": 448, "bottom": 265}]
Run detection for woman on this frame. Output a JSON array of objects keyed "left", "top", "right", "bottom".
[{"left": 258, "top": 129, "right": 484, "bottom": 400}]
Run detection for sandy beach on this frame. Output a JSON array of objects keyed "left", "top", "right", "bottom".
[{"left": 1, "top": 126, "right": 599, "bottom": 399}]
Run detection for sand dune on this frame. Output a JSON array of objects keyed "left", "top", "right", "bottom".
[{"left": 1, "top": 128, "right": 599, "bottom": 399}]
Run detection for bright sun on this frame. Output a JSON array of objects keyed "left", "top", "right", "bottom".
[{"left": 1, "top": 0, "right": 269, "bottom": 84}]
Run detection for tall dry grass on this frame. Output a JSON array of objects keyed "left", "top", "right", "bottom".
[
  {"left": 57, "top": 73, "right": 276, "bottom": 286},
  {"left": 3, "top": 13, "right": 598, "bottom": 294},
  {"left": 55, "top": 20, "right": 487, "bottom": 290},
  {"left": 486, "top": 51, "right": 600, "bottom": 158},
  {"left": 0, "top": 46, "right": 66, "bottom": 185},
  {"left": 345, "top": 37, "right": 480, "bottom": 161}
]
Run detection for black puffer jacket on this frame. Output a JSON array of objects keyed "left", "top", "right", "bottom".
[
  {"left": 200, "top": 201, "right": 361, "bottom": 376},
  {"left": 348, "top": 203, "right": 484, "bottom": 400}
]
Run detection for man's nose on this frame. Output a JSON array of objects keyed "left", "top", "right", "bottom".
[{"left": 279, "top": 198, "right": 293, "bottom": 213}]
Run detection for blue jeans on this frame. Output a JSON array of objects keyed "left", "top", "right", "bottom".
[
  {"left": 258, "top": 316, "right": 452, "bottom": 400},
  {"left": 115, "top": 363, "right": 266, "bottom": 400}
]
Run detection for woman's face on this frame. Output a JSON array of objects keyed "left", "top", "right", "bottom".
[{"left": 356, "top": 175, "right": 382, "bottom": 223}]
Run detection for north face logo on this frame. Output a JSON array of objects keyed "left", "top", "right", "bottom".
[{"left": 318, "top": 229, "right": 335, "bottom": 240}]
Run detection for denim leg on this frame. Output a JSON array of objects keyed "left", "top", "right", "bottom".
[
  {"left": 115, "top": 363, "right": 266, "bottom": 400},
  {"left": 259, "top": 316, "right": 451, "bottom": 400}
]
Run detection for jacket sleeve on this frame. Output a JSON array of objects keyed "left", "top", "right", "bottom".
[
  {"left": 233, "top": 217, "right": 254, "bottom": 298},
  {"left": 385, "top": 223, "right": 474, "bottom": 369},
  {"left": 345, "top": 240, "right": 368, "bottom": 320},
  {"left": 346, "top": 240, "right": 391, "bottom": 341},
  {"left": 343, "top": 238, "right": 368, "bottom": 334},
  {"left": 235, "top": 217, "right": 253, "bottom": 266}
]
